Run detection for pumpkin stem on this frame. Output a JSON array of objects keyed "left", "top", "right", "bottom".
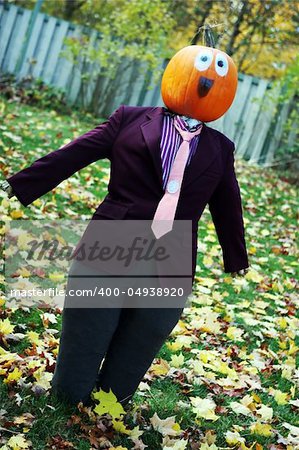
[
  {"left": 192, "top": 22, "right": 223, "bottom": 48},
  {"left": 204, "top": 24, "right": 216, "bottom": 47}
]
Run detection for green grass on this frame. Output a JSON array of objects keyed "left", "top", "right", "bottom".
[{"left": 0, "top": 94, "right": 298, "bottom": 449}]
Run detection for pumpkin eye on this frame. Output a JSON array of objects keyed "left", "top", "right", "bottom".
[
  {"left": 194, "top": 49, "right": 213, "bottom": 71},
  {"left": 215, "top": 54, "right": 229, "bottom": 76}
]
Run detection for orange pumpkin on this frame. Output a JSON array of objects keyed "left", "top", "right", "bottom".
[{"left": 161, "top": 45, "right": 238, "bottom": 122}]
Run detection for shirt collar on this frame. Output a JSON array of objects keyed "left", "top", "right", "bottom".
[{"left": 162, "top": 107, "right": 203, "bottom": 131}]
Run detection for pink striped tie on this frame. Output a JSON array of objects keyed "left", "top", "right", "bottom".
[{"left": 151, "top": 118, "right": 203, "bottom": 239}]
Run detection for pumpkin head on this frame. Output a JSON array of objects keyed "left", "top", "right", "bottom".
[{"left": 161, "top": 45, "right": 238, "bottom": 122}]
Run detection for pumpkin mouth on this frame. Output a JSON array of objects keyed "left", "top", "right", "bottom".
[{"left": 198, "top": 77, "right": 214, "bottom": 97}]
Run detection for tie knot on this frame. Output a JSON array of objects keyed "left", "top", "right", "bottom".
[{"left": 173, "top": 118, "right": 202, "bottom": 141}]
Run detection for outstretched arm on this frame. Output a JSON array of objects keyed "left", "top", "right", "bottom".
[
  {"left": 208, "top": 143, "right": 249, "bottom": 274},
  {"left": 5, "top": 105, "right": 124, "bottom": 207}
]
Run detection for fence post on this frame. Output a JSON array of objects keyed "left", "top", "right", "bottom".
[{"left": 15, "top": 0, "right": 44, "bottom": 80}]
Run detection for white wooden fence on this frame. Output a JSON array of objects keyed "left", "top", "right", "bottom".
[{"left": 0, "top": 2, "right": 295, "bottom": 166}]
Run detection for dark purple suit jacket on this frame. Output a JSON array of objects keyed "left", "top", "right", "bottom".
[{"left": 7, "top": 105, "right": 249, "bottom": 284}]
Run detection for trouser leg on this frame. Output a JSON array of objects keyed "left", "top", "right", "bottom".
[
  {"left": 51, "top": 259, "right": 126, "bottom": 406},
  {"left": 96, "top": 305, "right": 185, "bottom": 404}
]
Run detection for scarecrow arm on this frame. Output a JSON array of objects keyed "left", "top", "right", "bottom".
[
  {"left": 6, "top": 105, "right": 124, "bottom": 207},
  {"left": 208, "top": 143, "right": 249, "bottom": 273}
]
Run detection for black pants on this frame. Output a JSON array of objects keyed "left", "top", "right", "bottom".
[{"left": 50, "top": 257, "right": 187, "bottom": 406}]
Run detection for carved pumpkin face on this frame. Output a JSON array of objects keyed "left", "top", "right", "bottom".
[{"left": 161, "top": 45, "right": 238, "bottom": 122}]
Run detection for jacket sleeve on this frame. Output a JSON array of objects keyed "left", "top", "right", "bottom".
[
  {"left": 6, "top": 105, "right": 124, "bottom": 207},
  {"left": 208, "top": 143, "right": 249, "bottom": 273}
]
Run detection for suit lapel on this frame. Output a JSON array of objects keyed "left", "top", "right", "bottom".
[
  {"left": 182, "top": 123, "right": 222, "bottom": 189},
  {"left": 140, "top": 107, "right": 222, "bottom": 192},
  {"left": 140, "top": 108, "right": 164, "bottom": 191}
]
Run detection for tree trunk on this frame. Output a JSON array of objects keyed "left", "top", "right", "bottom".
[
  {"left": 63, "top": 0, "right": 85, "bottom": 21},
  {"left": 190, "top": 1, "right": 215, "bottom": 45},
  {"left": 89, "top": 71, "right": 107, "bottom": 115},
  {"left": 226, "top": 0, "right": 249, "bottom": 56}
]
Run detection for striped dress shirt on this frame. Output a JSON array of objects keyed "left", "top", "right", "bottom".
[{"left": 160, "top": 108, "right": 202, "bottom": 190}]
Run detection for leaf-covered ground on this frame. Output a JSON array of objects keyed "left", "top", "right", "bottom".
[{"left": 0, "top": 96, "right": 298, "bottom": 450}]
